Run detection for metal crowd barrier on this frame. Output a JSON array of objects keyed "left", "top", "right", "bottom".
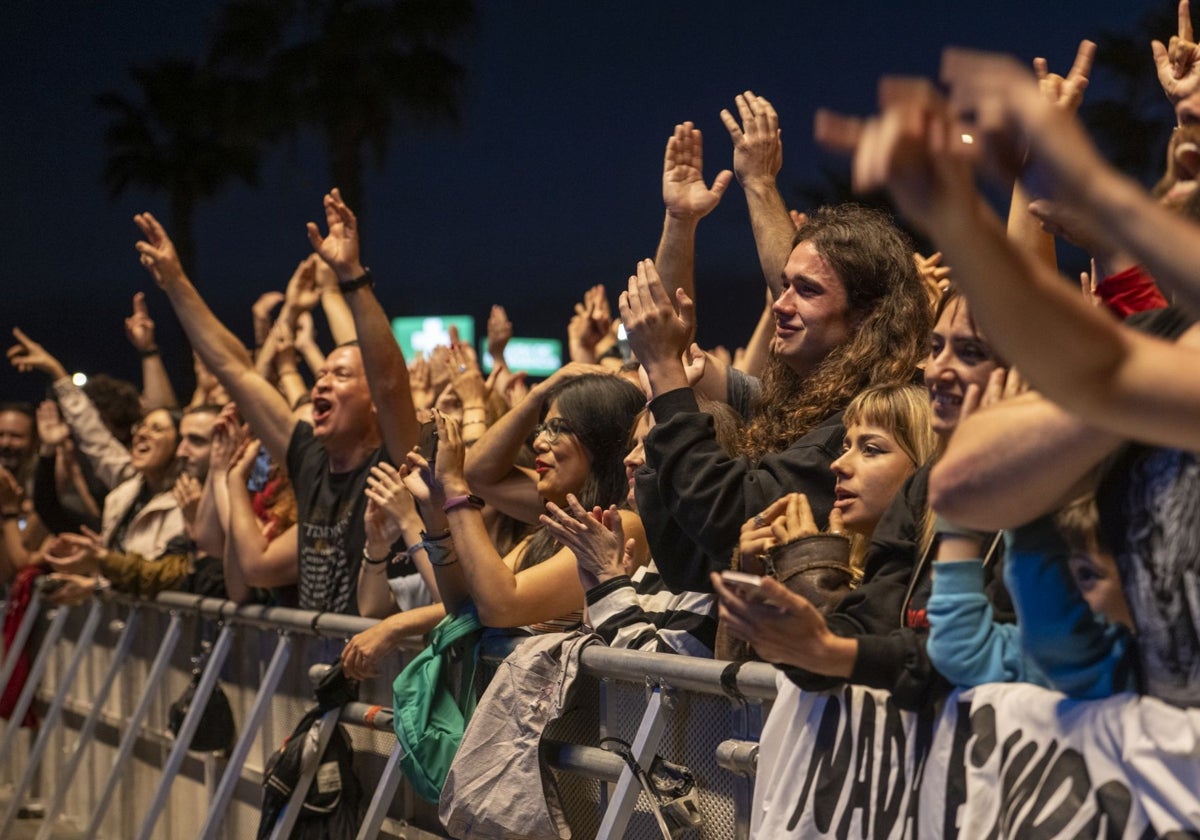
[{"left": 0, "top": 581, "right": 775, "bottom": 839}]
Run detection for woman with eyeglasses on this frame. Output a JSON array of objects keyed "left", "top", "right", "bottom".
[{"left": 404, "top": 367, "right": 647, "bottom": 630}]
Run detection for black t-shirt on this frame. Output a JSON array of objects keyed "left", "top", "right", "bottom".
[{"left": 287, "top": 423, "right": 386, "bottom": 615}]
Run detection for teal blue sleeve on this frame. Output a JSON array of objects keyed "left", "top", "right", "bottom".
[
  {"left": 1004, "top": 517, "right": 1136, "bottom": 699},
  {"left": 927, "top": 559, "right": 1049, "bottom": 688}
]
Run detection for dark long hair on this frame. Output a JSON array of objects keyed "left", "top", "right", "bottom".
[
  {"left": 741, "top": 204, "right": 932, "bottom": 459},
  {"left": 518, "top": 374, "right": 645, "bottom": 571}
]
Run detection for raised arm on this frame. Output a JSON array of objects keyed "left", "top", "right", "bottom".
[
  {"left": 224, "top": 439, "right": 297, "bottom": 599},
  {"left": 315, "top": 257, "right": 357, "bottom": 346},
  {"left": 817, "top": 67, "right": 1200, "bottom": 452},
  {"left": 134, "top": 212, "right": 295, "bottom": 465},
  {"left": 416, "top": 412, "right": 602, "bottom": 626},
  {"left": 9, "top": 329, "right": 133, "bottom": 489},
  {"left": 463, "top": 362, "right": 605, "bottom": 523},
  {"left": 191, "top": 404, "right": 244, "bottom": 558},
  {"left": 306, "top": 188, "right": 419, "bottom": 458},
  {"left": 654, "top": 121, "right": 733, "bottom": 302},
  {"left": 125, "top": 292, "right": 179, "bottom": 410},
  {"left": 929, "top": 392, "right": 1124, "bottom": 529},
  {"left": 719, "top": 91, "right": 794, "bottom": 297},
  {"left": 1153, "top": 0, "right": 1200, "bottom": 112},
  {"left": 1006, "top": 41, "right": 1096, "bottom": 270}
]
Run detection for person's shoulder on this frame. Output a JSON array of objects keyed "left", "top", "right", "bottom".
[{"left": 782, "top": 409, "right": 846, "bottom": 455}]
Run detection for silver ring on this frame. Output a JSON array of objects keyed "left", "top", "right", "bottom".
[
  {"left": 458, "top": 364, "right": 468, "bottom": 373},
  {"left": 753, "top": 514, "right": 766, "bottom": 528}
]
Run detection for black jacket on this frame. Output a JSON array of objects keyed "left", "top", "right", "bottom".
[{"left": 638, "top": 387, "right": 844, "bottom": 593}]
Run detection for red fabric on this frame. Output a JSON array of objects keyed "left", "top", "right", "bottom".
[
  {"left": 1098, "top": 265, "right": 1169, "bottom": 320},
  {"left": 1, "top": 565, "right": 43, "bottom": 728}
]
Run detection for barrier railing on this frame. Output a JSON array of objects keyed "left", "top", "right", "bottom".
[{"left": 0, "top": 581, "right": 770, "bottom": 839}]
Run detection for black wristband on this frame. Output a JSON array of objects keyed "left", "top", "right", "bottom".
[
  {"left": 338, "top": 268, "right": 374, "bottom": 294},
  {"left": 138, "top": 346, "right": 161, "bottom": 358}
]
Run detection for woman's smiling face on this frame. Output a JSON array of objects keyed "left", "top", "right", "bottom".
[
  {"left": 532, "top": 401, "right": 592, "bottom": 506},
  {"left": 925, "top": 298, "right": 999, "bottom": 436}
]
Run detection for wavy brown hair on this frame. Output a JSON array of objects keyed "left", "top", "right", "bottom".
[{"left": 740, "top": 205, "right": 931, "bottom": 460}]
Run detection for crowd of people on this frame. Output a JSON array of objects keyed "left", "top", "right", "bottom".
[{"left": 5, "top": 6, "right": 1200, "bottom": 834}]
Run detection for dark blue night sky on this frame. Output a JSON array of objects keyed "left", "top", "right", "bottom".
[{"left": 1, "top": 1, "right": 1166, "bottom": 403}]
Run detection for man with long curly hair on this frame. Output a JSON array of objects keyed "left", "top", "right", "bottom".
[{"left": 623, "top": 204, "right": 932, "bottom": 592}]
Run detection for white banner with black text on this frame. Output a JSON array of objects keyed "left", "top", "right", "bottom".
[{"left": 752, "top": 674, "right": 1200, "bottom": 838}]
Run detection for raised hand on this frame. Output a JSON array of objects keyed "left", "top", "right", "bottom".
[
  {"left": 618, "top": 259, "right": 695, "bottom": 389},
  {"left": 228, "top": 437, "right": 261, "bottom": 487},
  {"left": 7, "top": 328, "right": 68, "bottom": 380},
  {"left": 294, "top": 311, "right": 318, "bottom": 353},
  {"left": 306, "top": 188, "right": 365, "bottom": 282},
  {"left": 486, "top": 305, "right": 513, "bottom": 363},
  {"left": 540, "top": 495, "right": 628, "bottom": 589},
  {"left": 938, "top": 47, "right": 1109, "bottom": 205},
  {"left": 568, "top": 284, "right": 613, "bottom": 362},
  {"left": 209, "top": 404, "right": 247, "bottom": 474},
  {"left": 1153, "top": 0, "right": 1200, "bottom": 106},
  {"left": 124, "top": 292, "right": 158, "bottom": 352},
  {"left": 432, "top": 410, "right": 468, "bottom": 498},
  {"left": 363, "top": 495, "right": 403, "bottom": 560},
  {"left": 720, "top": 90, "right": 783, "bottom": 188},
  {"left": 173, "top": 474, "right": 203, "bottom": 525},
  {"left": 409, "top": 355, "right": 435, "bottom": 411},
  {"left": 1033, "top": 39, "right": 1095, "bottom": 115},
  {"left": 36, "top": 400, "right": 71, "bottom": 450},
  {"left": 662, "top": 121, "right": 733, "bottom": 220},
  {"left": 365, "top": 463, "right": 419, "bottom": 526},
  {"left": 959, "top": 366, "right": 1027, "bottom": 422},
  {"left": 284, "top": 255, "right": 322, "bottom": 314},
  {"left": 249, "top": 290, "right": 284, "bottom": 333},
  {"left": 0, "top": 466, "right": 24, "bottom": 513},
  {"left": 428, "top": 345, "right": 454, "bottom": 396},
  {"left": 133, "top": 212, "right": 186, "bottom": 287},
  {"left": 402, "top": 450, "right": 443, "bottom": 525},
  {"left": 448, "top": 344, "right": 487, "bottom": 407},
  {"left": 682, "top": 343, "right": 707, "bottom": 388},
  {"left": 815, "top": 77, "right": 980, "bottom": 235},
  {"left": 914, "top": 251, "right": 952, "bottom": 309}
]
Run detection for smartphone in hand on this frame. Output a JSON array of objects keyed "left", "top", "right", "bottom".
[{"left": 719, "top": 570, "right": 772, "bottom": 604}]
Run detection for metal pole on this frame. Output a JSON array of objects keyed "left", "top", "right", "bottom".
[
  {"left": 36, "top": 607, "right": 141, "bottom": 840},
  {"left": 197, "top": 631, "right": 293, "bottom": 840},
  {"left": 596, "top": 686, "right": 670, "bottom": 839},
  {"left": 355, "top": 741, "right": 405, "bottom": 840},
  {"left": 268, "top": 707, "right": 342, "bottom": 840},
  {"left": 84, "top": 611, "right": 184, "bottom": 838},
  {"left": 0, "top": 603, "right": 69, "bottom": 763},
  {"left": 0, "top": 599, "right": 102, "bottom": 835},
  {"left": 134, "top": 621, "right": 235, "bottom": 840},
  {"left": 0, "top": 586, "right": 43, "bottom": 701}
]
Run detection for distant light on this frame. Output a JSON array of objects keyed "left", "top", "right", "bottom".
[
  {"left": 71, "top": 372, "right": 88, "bottom": 387},
  {"left": 961, "top": 133, "right": 975, "bottom": 145}
]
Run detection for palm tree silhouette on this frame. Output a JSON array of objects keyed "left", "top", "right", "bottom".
[
  {"left": 96, "top": 58, "right": 262, "bottom": 276},
  {"left": 210, "top": 0, "right": 474, "bottom": 214}
]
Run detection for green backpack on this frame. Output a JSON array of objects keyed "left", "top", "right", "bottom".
[{"left": 392, "top": 605, "right": 484, "bottom": 802}]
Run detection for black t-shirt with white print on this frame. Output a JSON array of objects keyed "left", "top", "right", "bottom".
[{"left": 287, "top": 422, "right": 386, "bottom": 615}]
